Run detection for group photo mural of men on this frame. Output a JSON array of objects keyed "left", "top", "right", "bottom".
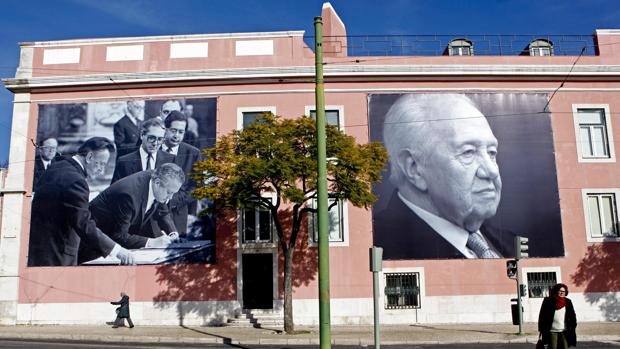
[
  {"left": 28, "top": 97, "right": 217, "bottom": 267},
  {"left": 370, "top": 93, "right": 564, "bottom": 260}
]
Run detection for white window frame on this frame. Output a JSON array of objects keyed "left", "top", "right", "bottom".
[
  {"left": 581, "top": 188, "right": 620, "bottom": 242},
  {"left": 237, "top": 106, "right": 277, "bottom": 130},
  {"left": 572, "top": 104, "right": 615, "bottom": 162},
  {"left": 307, "top": 196, "right": 349, "bottom": 247},
  {"left": 521, "top": 266, "right": 561, "bottom": 299},
  {"left": 380, "top": 267, "right": 426, "bottom": 316},
  {"left": 304, "top": 105, "right": 345, "bottom": 132},
  {"left": 237, "top": 193, "right": 277, "bottom": 247}
]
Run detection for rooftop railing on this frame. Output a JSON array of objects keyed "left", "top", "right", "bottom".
[{"left": 305, "top": 34, "right": 596, "bottom": 56}]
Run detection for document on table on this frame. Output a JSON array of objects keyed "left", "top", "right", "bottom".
[{"left": 83, "top": 240, "right": 215, "bottom": 265}]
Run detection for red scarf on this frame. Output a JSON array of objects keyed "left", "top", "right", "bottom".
[{"left": 554, "top": 295, "right": 566, "bottom": 310}]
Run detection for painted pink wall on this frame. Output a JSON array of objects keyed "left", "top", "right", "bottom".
[
  {"left": 14, "top": 28, "right": 620, "bottom": 304},
  {"left": 16, "top": 80, "right": 620, "bottom": 305}
]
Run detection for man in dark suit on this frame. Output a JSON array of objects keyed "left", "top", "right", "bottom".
[
  {"left": 161, "top": 111, "right": 201, "bottom": 235},
  {"left": 28, "top": 137, "right": 135, "bottom": 266},
  {"left": 33, "top": 137, "right": 60, "bottom": 192},
  {"left": 113, "top": 100, "right": 145, "bottom": 159},
  {"left": 112, "top": 117, "right": 174, "bottom": 183},
  {"left": 89, "top": 163, "right": 185, "bottom": 250},
  {"left": 111, "top": 292, "right": 134, "bottom": 328},
  {"left": 373, "top": 94, "right": 513, "bottom": 259}
]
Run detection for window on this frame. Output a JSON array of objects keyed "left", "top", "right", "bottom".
[
  {"left": 241, "top": 203, "right": 273, "bottom": 243},
  {"left": 447, "top": 39, "right": 473, "bottom": 56},
  {"left": 583, "top": 190, "right": 620, "bottom": 241},
  {"left": 242, "top": 111, "right": 267, "bottom": 128},
  {"left": 529, "top": 39, "right": 553, "bottom": 56},
  {"left": 237, "top": 107, "right": 276, "bottom": 130},
  {"left": 309, "top": 197, "right": 345, "bottom": 243},
  {"left": 305, "top": 105, "right": 344, "bottom": 131},
  {"left": 578, "top": 109, "right": 610, "bottom": 158},
  {"left": 309, "top": 110, "right": 340, "bottom": 128},
  {"left": 526, "top": 271, "right": 557, "bottom": 298},
  {"left": 573, "top": 105, "right": 615, "bottom": 162},
  {"left": 384, "top": 272, "right": 421, "bottom": 309}
]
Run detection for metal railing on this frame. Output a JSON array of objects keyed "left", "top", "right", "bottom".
[{"left": 305, "top": 34, "right": 595, "bottom": 56}]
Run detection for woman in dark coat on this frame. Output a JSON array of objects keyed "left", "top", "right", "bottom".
[
  {"left": 111, "top": 292, "right": 134, "bottom": 328},
  {"left": 538, "top": 283, "right": 577, "bottom": 348}
]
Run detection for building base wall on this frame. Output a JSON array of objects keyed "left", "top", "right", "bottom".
[{"left": 12, "top": 292, "right": 616, "bottom": 326}]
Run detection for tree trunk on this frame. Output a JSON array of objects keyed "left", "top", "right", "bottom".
[{"left": 283, "top": 248, "right": 295, "bottom": 333}]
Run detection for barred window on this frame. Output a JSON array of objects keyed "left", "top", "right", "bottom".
[
  {"left": 526, "top": 271, "right": 557, "bottom": 298},
  {"left": 384, "top": 272, "right": 420, "bottom": 309}
]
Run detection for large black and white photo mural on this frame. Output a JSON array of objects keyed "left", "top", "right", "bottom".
[
  {"left": 28, "top": 97, "right": 217, "bottom": 267},
  {"left": 370, "top": 93, "right": 563, "bottom": 260}
]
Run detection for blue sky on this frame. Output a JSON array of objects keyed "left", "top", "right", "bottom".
[{"left": 1, "top": 0, "right": 619, "bottom": 166}]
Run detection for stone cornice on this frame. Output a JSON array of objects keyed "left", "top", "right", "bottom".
[{"left": 4, "top": 64, "right": 620, "bottom": 92}]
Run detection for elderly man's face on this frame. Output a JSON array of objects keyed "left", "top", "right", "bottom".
[
  {"left": 39, "top": 139, "right": 58, "bottom": 161},
  {"left": 84, "top": 149, "right": 110, "bottom": 179},
  {"left": 127, "top": 101, "right": 145, "bottom": 121},
  {"left": 152, "top": 177, "right": 182, "bottom": 203},
  {"left": 420, "top": 111, "right": 501, "bottom": 231}
]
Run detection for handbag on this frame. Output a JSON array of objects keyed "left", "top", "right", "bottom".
[{"left": 535, "top": 333, "right": 546, "bottom": 349}]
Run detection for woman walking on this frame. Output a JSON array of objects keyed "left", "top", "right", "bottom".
[{"left": 538, "top": 283, "right": 577, "bottom": 348}]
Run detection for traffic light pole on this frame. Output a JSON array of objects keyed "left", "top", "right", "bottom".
[
  {"left": 314, "top": 16, "right": 332, "bottom": 349},
  {"left": 515, "top": 258, "right": 523, "bottom": 335}
]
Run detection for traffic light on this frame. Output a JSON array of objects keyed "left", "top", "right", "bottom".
[
  {"left": 520, "top": 284, "right": 528, "bottom": 297},
  {"left": 514, "top": 236, "right": 529, "bottom": 259},
  {"left": 506, "top": 259, "right": 517, "bottom": 278}
]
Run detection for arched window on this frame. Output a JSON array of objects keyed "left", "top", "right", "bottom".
[
  {"left": 529, "top": 39, "right": 553, "bottom": 56},
  {"left": 447, "top": 38, "right": 473, "bottom": 56}
]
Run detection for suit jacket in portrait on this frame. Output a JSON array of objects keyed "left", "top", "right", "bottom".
[
  {"left": 33, "top": 153, "right": 60, "bottom": 192},
  {"left": 373, "top": 191, "right": 515, "bottom": 260},
  {"left": 111, "top": 149, "right": 174, "bottom": 184},
  {"left": 88, "top": 171, "right": 176, "bottom": 250},
  {"left": 28, "top": 156, "right": 116, "bottom": 266},
  {"left": 166, "top": 142, "right": 201, "bottom": 234},
  {"left": 113, "top": 115, "right": 140, "bottom": 158}
]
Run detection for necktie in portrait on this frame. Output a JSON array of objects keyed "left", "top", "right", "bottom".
[{"left": 466, "top": 232, "right": 500, "bottom": 258}]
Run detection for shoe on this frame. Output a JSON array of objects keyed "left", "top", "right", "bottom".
[
  {"left": 112, "top": 326, "right": 118, "bottom": 328},
  {"left": 129, "top": 326, "right": 134, "bottom": 328}
]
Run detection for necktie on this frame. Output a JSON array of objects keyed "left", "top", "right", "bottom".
[
  {"left": 146, "top": 154, "right": 153, "bottom": 170},
  {"left": 166, "top": 146, "right": 173, "bottom": 154},
  {"left": 145, "top": 202, "right": 156, "bottom": 217},
  {"left": 466, "top": 232, "right": 500, "bottom": 259}
]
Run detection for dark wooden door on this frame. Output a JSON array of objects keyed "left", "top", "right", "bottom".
[{"left": 242, "top": 253, "right": 273, "bottom": 309}]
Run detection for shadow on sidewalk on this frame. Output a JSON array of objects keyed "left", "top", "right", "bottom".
[
  {"left": 179, "top": 325, "right": 250, "bottom": 349},
  {"left": 409, "top": 324, "right": 516, "bottom": 335}
]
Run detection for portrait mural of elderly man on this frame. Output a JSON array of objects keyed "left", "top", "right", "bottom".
[
  {"left": 28, "top": 97, "right": 217, "bottom": 267},
  {"left": 370, "top": 93, "right": 563, "bottom": 260}
]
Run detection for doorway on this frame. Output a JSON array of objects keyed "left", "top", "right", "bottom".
[{"left": 242, "top": 253, "right": 273, "bottom": 309}]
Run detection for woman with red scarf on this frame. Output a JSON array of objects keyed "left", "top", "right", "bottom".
[{"left": 538, "top": 283, "right": 577, "bottom": 348}]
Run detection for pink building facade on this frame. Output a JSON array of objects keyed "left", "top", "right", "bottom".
[{"left": 1, "top": 4, "right": 619, "bottom": 325}]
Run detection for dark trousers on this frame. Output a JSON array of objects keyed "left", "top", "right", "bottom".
[
  {"left": 113, "top": 315, "right": 134, "bottom": 328},
  {"left": 549, "top": 331, "right": 568, "bottom": 349}
]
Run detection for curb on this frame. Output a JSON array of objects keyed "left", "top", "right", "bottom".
[{"left": 1, "top": 331, "right": 619, "bottom": 346}]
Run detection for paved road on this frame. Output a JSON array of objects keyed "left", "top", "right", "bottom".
[{"left": 1, "top": 339, "right": 619, "bottom": 349}]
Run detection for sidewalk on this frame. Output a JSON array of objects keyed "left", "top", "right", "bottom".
[{"left": 0, "top": 322, "right": 618, "bottom": 346}]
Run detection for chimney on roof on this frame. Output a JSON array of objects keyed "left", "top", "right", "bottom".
[{"left": 321, "top": 2, "right": 348, "bottom": 58}]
